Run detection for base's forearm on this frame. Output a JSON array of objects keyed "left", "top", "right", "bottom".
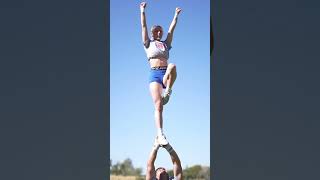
[
  {"left": 147, "top": 148, "right": 158, "bottom": 165},
  {"left": 146, "top": 149, "right": 157, "bottom": 180},
  {"left": 169, "top": 150, "right": 183, "bottom": 180},
  {"left": 163, "top": 144, "right": 181, "bottom": 165},
  {"left": 169, "top": 150, "right": 181, "bottom": 165}
]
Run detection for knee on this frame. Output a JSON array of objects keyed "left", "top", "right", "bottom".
[
  {"left": 154, "top": 100, "right": 163, "bottom": 112},
  {"left": 168, "top": 63, "right": 176, "bottom": 71}
]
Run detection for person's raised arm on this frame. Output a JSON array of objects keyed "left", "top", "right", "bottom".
[
  {"left": 162, "top": 143, "right": 183, "bottom": 180},
  {"left": 140, "top": 2, "right": 150, "bottom": 47},
  {"left": 146, "top": 138, "right": 160, "bottom": 180},
  {"left": 165, "top": 7, "right": 182, "bottom": 47}
]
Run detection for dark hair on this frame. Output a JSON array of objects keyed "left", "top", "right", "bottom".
[
  {"left": 155, "top": 167, "right": 166, "bottom": 172},
  {"left": 155, "top": 167, "right": 169, "bottom": 180}
]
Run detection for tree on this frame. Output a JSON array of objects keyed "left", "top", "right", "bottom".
[
  {"left": 110, "top": 161, "right": 121, "bottom": 175},
  {"left": 182, "top": 165, "right": 210, "bottom": 180},
  {"left": 110, "top": 158, "right": 142, "bottom": 176}
]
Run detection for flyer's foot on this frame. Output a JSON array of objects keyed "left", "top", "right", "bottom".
[
  {"left": 157, "top": 134, "right": 169, "bottom": 146},
  {"left": 162, "top": 89, "right": 172, "bottom": 105}
]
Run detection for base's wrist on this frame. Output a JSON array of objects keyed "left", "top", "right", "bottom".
[
  {"left": 153, "top": 144, "right": 160, "bottom": 151},
  {"left": 152, "top": 147, "right": 159, "bottom": 152},
  {"left": 163, "top": 144, "right": 174, "bottom": 153}
]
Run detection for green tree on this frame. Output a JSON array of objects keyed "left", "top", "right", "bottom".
[
  {"left": 182, "top": 165, "right": 210, "bottom": 180},
  {"left": 110, "top": 161, "right": 121, "bottom": 175},
  {"left": 110, "top": 158, "right": 142, "bottom": 176},
  {"left": 184, "top": 165, "right": 202, "bottom": 179}
]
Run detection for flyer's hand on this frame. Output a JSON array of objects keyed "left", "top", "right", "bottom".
[
  {"left": 175, "top": 7, "right": 182, "bottom": 15},
  {"left": 140, "top": 2, "right": 147, "bottom": 12},
  {"left": 152, "top": 136, "right": 160, "bottom": 151}
]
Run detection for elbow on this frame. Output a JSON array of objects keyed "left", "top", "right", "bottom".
[
  {"left": 147, "top": 164, "right": 153, "bottom": 171},
  {"left": 172, "top": 157, "right": 182, "bottom": 168},
  {"left": 147, "top": 163, "right": 154, "bottom": 173},
  {"left": 174, "top": 161, "right": 181, "bottom": 168}
]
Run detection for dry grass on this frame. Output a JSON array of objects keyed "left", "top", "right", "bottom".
[{"left": 110, "top": 175, "right": 143, "bottom": 180}]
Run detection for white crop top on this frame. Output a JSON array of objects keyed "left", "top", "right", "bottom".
[{"left": 144, "top": 39, "right": 172, "bottom": 60}]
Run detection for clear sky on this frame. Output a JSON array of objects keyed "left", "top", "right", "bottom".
[{"left": 110, "top": 0, "right": 210, "bottom": 173}]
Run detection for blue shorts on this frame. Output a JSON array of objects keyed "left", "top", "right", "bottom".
[{"left": 149, "top": 69, "right": 166, "bottom": 89}]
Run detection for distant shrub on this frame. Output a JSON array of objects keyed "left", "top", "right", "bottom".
[
  {"left": 110, "top": 159, "right": 210, "bottom": 180},
  {"left": 110, "top": 158, "right": 143, "bottom": 176}
]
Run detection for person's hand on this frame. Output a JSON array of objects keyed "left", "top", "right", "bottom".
[
  {"left": 140, "top": 2, "right": 147, "bottom": 12},
  {"left": 175, "top": 7, "right": 182, "bottom": 15},
  {"left": 152, "top": 136, "right": 160, "bottom": 151}
]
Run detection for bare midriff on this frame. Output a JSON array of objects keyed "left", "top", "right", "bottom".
[{"left": 149, "top": 57, "right": 168, "bottom": 68}]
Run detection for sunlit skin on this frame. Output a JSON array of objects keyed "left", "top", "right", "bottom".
[{"left": 140, "top": 1, "right": 181, "bottom": 131}]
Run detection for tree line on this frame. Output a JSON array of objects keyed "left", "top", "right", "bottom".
[{"left": 110, "top": 158, "right": 210, "bottom": 180}]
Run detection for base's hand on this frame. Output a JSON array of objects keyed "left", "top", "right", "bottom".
[
  {"left": 152, "top": 136, "right": 160, "bottom": 151},
  {"left": 175, "top": 7, "right": 182, "bottom": 15}
]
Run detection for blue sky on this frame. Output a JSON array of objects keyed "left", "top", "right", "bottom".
[{"left": 110, "top": 0, "right": 210, "bottom": 173}]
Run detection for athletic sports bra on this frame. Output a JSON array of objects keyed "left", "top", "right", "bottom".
[{"left": 144, "top": 39, "right": 172, "bottom": 60}]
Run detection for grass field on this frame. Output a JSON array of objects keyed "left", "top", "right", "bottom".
[
  {"left": 111, "top": 175, "right": 209, "bottom": 180},
  {"left": 110, "top": 175, "right": 144, "bottom": 180}
]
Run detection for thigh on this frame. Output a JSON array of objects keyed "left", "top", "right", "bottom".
[
  {"left": 149, "top": 82, "right": 163, "bottom": 104},
  {"left": 162, "top": 63, "right": 176, "bottom": 85}
]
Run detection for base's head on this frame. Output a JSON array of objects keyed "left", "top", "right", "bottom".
[
  {"left": 151, "top": 25, "right": 163, "bottom": 41},
  {"left": 155, "top": 167, "right": 169, "bottom": 180}
]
